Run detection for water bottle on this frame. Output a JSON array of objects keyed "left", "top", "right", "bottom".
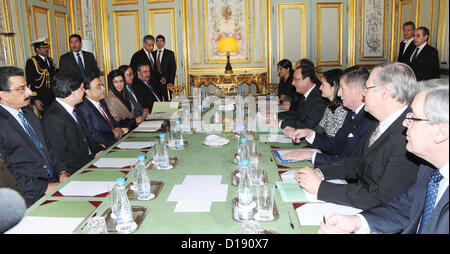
[
  {"left": 239, "top": 137, "right": 249, "bottom": 167},
  {"left": 238, "top": 159, "right": 254, "bottom": 220},
  {"left": 174, "top": 119, "right": 184, "bottom": 149},
  {"left": 182, "top": 108, "right": 191, "bottom": 133},
  {"left": 114, "top": 177, "right": 137, "bottom": 234},
  {"left": 136, "top": 155, "right": 152, "bottom": 200},
  {"left": 158, "top": 133, "right": 170, "bottom": 168}
]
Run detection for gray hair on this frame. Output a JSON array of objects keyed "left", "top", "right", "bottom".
[
  {"left": 372, "top": 62, "right": 418, "bottom": 104},
  {"left": 340, "top": 66, "right": 370, "bottom": 88},
  {"left": 422, "top": 79, "right": 449, "bottom": 124}
]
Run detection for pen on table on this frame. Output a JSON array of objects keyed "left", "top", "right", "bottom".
[
  {"left": 288, "top": 212, "right": 294, "bottom": 229},
  {"left": 323, "top": 215, "right": 326, "bottom": 224}
]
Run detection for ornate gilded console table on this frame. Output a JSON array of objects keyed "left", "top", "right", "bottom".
[{"left": 189, "top": 72, "right": 268, "bottom": 95}]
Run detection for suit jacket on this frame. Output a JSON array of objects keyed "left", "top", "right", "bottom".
[
  {"left": 311, "top": 106, "right": 376, "bottom": 166},
  {"left": 77, "top": 97, "right": 119, "bottom": 148},
  {"left": 278, "top": 85, "right": 328, "bottom": 129},
  {"left": 0, "top": 106, "right": 66, "bottom": 205},
  {"left": 129, "top": 49, "right": 160, "bottom": 85},
  {"left": 317, "top": 108, "right": 419, "bottom": 210},
  {"left": 397, "top": 41, "right": 416, "bottom": 63},
  {"left": 0, "top": 156, "right": 29, "bottom": 207},
  {"left": 131, "top": 77, "right": 163, "bottom": 114},
  {"left": 105, "top": 91, "right": 137, "bottom": 130},
  {"left": 41, "top": 100, "right": 104, "bottom": 175},
  {"left": 406, "top": 44, "right": 440, "bottom": 81},
  {"left": 25, "top": 55, "right": 57, "bottom": 112},
  {"left": 363, "top": 164, "right": 448, "bottom": 234},
  {"left": 59, "top": 51, "right": 100, "bottom": 79},
  {"left": 153, "top": 48, "right": 176, "bottom": 101}
]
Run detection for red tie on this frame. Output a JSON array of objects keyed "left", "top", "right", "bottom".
[
  {"left": 98, "top": 104, "right": 115, "bottom": 129},
  {"left": 156, "top": 50, "right": 162, "bottom": 74}
]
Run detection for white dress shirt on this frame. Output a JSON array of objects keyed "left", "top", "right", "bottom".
[
  {"left": 410, "top": 42, "right": 427, "bottom": 62},
  {"left": 402, "top": 38, "right": 414, "bottom": 55},
  {"left": 55, "top": 98, "right": 77, "bottom": 123}
]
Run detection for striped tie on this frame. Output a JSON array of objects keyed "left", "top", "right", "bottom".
[{"left": 368, "top": 125, "right": 380, "bottom": 147}]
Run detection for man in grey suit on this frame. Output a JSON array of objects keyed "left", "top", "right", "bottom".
[
  {"left": 319, "top": 79, "right": 448, "bottom": 234},
  {"left": 59, "top": 34, "right": 100, "bottom": 80}
]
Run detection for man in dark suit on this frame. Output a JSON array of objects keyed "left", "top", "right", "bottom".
[
  {"left": 130, "top": 35, "right": 160, "bottom": 85},
  {"left": 25, "top": 37, "right": 57, "bottom": 114},
  {"left": 0, "top": 66, "right": 69, "bottom": 205},
  {"left": 153, "top": 34, "right": 176, "bottom": 101},
  {"left": 0, "top": 155, "right": 29, "bottom": 207},
  {"left": 42, "top": 73, "right": 104, "bottom": 175},
  {"left": 59, "top": 34, "right": 100, "bottom": 80},
  {"left": 270, "top": 65, "right": 328, "bottom": 132},
  {"left": 132, "top": 63, "right": 163, "bottom": 114},
  {"left": 406, "top": 26, "right": 440, "bottom": 81},
  {"left": 77, "top": 76, "right": 123, "bottom": 149},
  {"left": 398, "top": 21, "right": 416, "bottom": 63},
  {"left": 319, "top": 81, "right": 448, "bottom": 234},
  {"left": 294, "top": 62, "right": 421, "bottom": 210},
  {"left": 283, "top": 66, "right": 376, "bottom": 166}
]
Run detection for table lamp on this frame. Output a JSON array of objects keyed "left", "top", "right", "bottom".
[{"left": 218, "top": 37, "right": 238, "bottom": 74}]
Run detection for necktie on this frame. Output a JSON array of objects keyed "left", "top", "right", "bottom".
[
  {"left": 18, "top": 111, "right": 53, "bottom": 177},
  {"left": 418, "top": 170, "right": 444, "bottom": 233},
  {"left": 72, "top": 110, "right": 92, "bottom": 156},
  {"left": 156, "top": 50, "right": 162, "bottom": 74},
  {"left": 148, "top": 52, "right": 154, "bottom": 70},
  {"left": 410, "top": 47, "right": 419, "bottom": 63},
  {"left": 146, "top": 82, "right": 161, "bottom": 102},
  {"left": 98, "top": 104, "right": 115, "bottom": 129},
  {"left": 351, "top": 112, "right": 356, "bottom": 120},
  {"left": 368, "top": 125, "right": 380, "bottom": 147},
  {"left": 76, "top": 53, "right": 86, "bottom": 79}
]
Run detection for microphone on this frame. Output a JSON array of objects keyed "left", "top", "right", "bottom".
[{"left": 0, "top": 188, "right": 26, "bottom": 233}]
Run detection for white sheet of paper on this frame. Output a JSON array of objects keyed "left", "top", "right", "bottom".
[
  {"left": 146, "top": 113, "right": 175, "bottom": 120},
  {"left": 93, "top": 157, "right": 137, "bottom": 168},
  {"left": 296, "top": 203, "right": 362, "bottom": 226},
  {"left": 174, "top": 201, "right": 212, "bottom": 212},
  {"left": 167, "top": 184, "right": 228, "bottom": 202},
  {"left": 280, "top": 170, "right": 297, "bottom": 182},
  {"left": 182, "top": 175, "right": 222, "bottom": 185},
  {"left": 58, "top": 181, "right": 115, "bottom": 197},
  {"left": 5, "top": 216, "right": 84, "bottom": 234},
  {"left": 140, "top": 121, "right": 164, "bottom": 128},
  {"left": 267, "top": 135, "right": 293, "bottom": 143},
  {"left": 116, "top": 141, "right": 156, "bottom": 149}
]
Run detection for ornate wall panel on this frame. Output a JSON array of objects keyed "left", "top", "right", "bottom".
[{"left": 316, "top": 2, "right": 343, "bottom": 66}]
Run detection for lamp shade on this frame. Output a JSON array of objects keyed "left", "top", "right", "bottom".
[{"left": 218, "top": 37, "right": 238, "bottom": 53}]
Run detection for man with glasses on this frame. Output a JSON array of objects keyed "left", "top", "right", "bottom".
[
  {"left": 0, "top": 66, "right": 69, "bottom": 205},
  {"left": 294, "top": 62, "right": 420, "bottom": 210},
  {"left": 319, "top": 79, "right": 448, "bottom": 234}
]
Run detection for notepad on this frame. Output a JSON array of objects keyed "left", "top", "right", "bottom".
[
  {"left": 276, "top": 181, "right": 308, "bottom": 202},
  {"left": 58, "top": 181, "right": 115, "bottom": 197},
  {"left": 5, "top": 216, "right": 85, "bottom": 234},
  {"left": 93, "top": 157, "right": 138, "bottom": 168},
  {"left": 116, "top": 141, "right": 156, "bottom": 149},
  {"left": 151, "top": 102, "right": 179, "bottom": 114},
  {"left": 296, "top": 203, "right": 362, "bottom": 226}
]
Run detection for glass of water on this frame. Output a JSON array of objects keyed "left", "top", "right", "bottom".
[
  {"left": 249, "top": 158, "right": 264, "bottom": 187},
  {"left": 241, "top": 220, "right": 262, "bottom": 234},
  {"left": 87, "top": 216, "right": 108, "bottom": 234},
  {"left": 108, "top": 183, "right": 118, "bottom": 219},
  {"left": 137, "top": 174, "right": 152, "bottom": 200},
  {"left": 255, "top": 183, "right": 275, "bottom": 221}
]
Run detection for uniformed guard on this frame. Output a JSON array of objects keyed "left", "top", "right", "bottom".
[{"left": 25, "top": 37, "right": 57, "bottom": 115}]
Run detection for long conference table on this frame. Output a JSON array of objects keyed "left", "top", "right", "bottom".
[{"left": 21, "top": 107, "right": 320, "bottom": 234}]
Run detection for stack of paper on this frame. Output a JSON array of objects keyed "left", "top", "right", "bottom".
[
  {"left": 134, "top": 120, "right": 164, "bottom": 132},
  {"left": 296, "top": 203, "right": 362, "bottom": 226},
  {"left": 266, "top": 135, "right": 293, "bottom": 143},
  {"left": 167, "top": 175, "right": 228, "bottom": 212},
  {"left": 6, "top": 216, "right": 85, "bottom": 234},
  {"left": 147, "top": 112, "right": 176, "bottom": 120}
]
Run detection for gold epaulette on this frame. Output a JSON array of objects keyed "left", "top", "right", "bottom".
[{"left": 30, "top": 57, "right": 50, "bottom": 89}]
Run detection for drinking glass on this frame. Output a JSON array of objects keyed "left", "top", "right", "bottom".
[
  {"left": 108, "top": 183, "right": 118, "bottom": 219},
  {"left": 87, "top": 216, "right": 108, "bottom": 234},
  {"left": 249, "top": 158, "right": 264, "bottom": 187},
  {"left": 255, "top": 183, "right": 275, "bottom": 221}
]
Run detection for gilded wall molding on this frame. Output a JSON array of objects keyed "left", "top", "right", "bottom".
[{"left": 316, "top": 2, "right": 343, "bottom": 66}]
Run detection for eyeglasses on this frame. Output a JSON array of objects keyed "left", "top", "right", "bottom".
[
  {"left": 293, "top": 76, "right": 304, "bottom": 82},
  {"left": 4, "top": 85, "right": 29, "bottom": 93},
  {"left": 362, "top": 84, "right": 378, "bottom": 93},
  {"left": 404, "top": 112, "right": 429, "bottom": 126}
]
